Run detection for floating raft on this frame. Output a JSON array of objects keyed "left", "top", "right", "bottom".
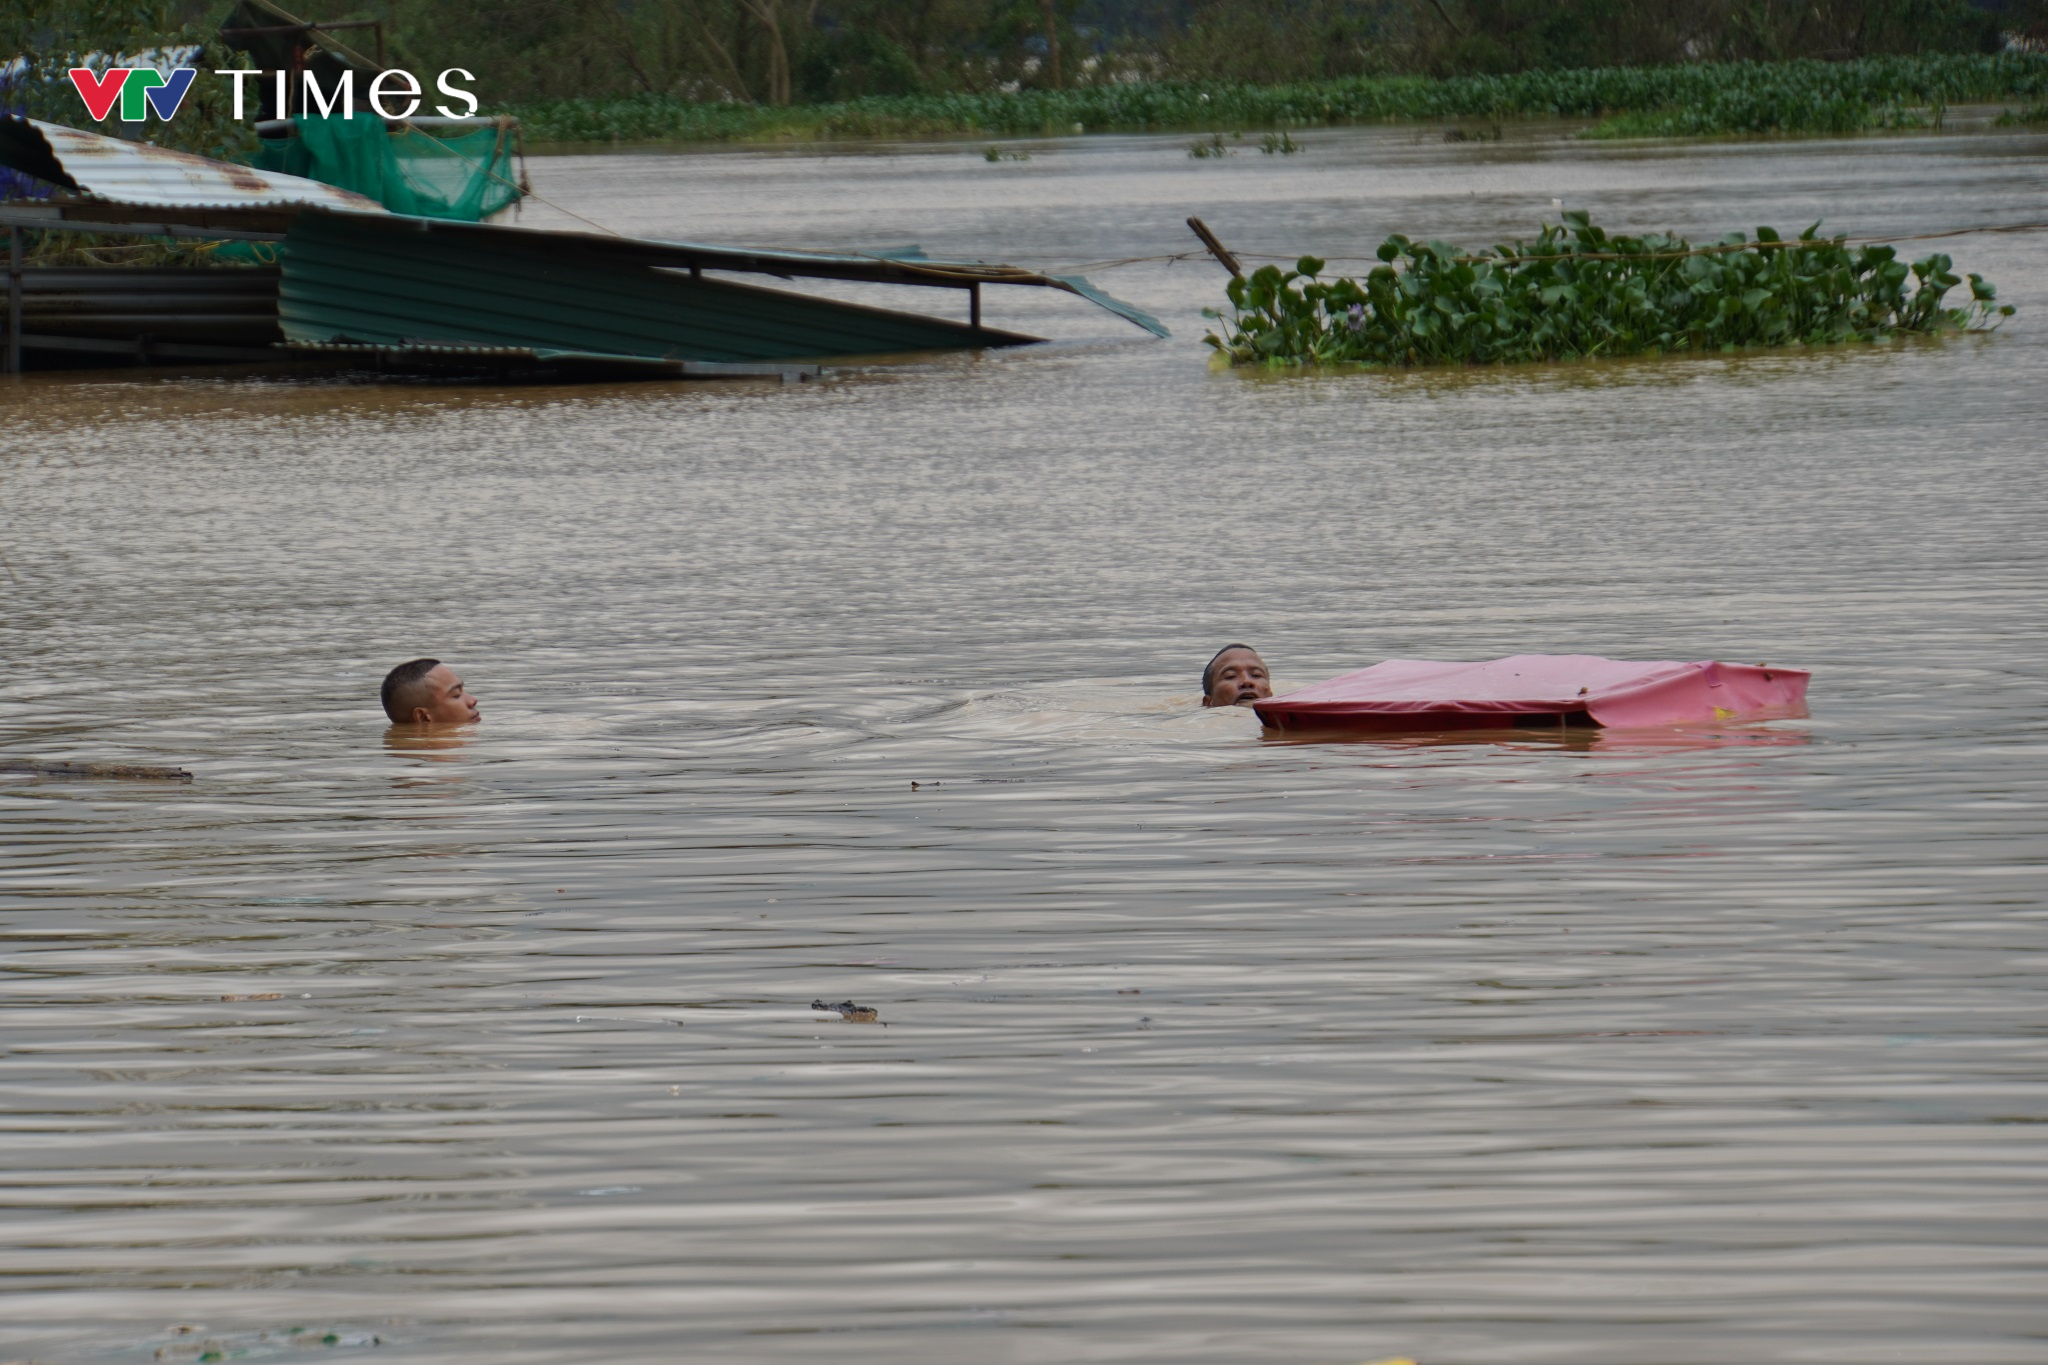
[{"left": 1254, "top": 655, "right": 1809, "bottom": 732}]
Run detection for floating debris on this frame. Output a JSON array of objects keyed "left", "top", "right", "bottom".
[
  {"left": 220, "top": 993, "right": 284, "bottom": 1002},
  {"left": 147, "top": 1323, "right": 380, "bottom": 1359},
  {"left": 811, "top": 998, "right": 879, "bottom": 1023},
  {"left": 0, "top": 757, "right": 193, "bottom": 781}
]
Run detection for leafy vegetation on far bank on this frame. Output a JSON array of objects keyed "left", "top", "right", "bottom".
[
  {"left": 1203, "top": 212, "right": 2012, "bottom": 369},
  {"left": 1, "top": 4, "right": 256, "bottom": 161},
  {"left": 502, "top": 51, "right": 2048, "bottom": 144}
]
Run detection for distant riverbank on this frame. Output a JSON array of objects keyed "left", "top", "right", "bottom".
[{"left": 504, "top": 51, "right": 2048, "bottom": 146}]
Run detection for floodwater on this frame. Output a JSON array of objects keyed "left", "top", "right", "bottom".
[{"left": 2, "top": 124, "right": 2046, "bottom": 1364}]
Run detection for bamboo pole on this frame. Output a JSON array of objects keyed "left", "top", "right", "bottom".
[
  {"left": 1186, "top": 217, "right": 1243, "bottom": 279},
  {"left": 1041, "top": 0, "right": 1062, "bottom": 89}
]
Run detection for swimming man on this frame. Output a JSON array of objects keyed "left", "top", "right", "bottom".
[
  {"left": 1201, "top": 644, "right": 1272, "bottom": 708},
  {"left": 381, "top": 658, "right": 481, "bottom": 727}
]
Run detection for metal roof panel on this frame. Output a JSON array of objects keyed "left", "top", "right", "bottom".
[
  {"left": 276, "top": 212, "right": 1042, "bottom": 362},
  {"left": 0, "top": 117, "right": 385, "bottom": 213},
  {"left": 397, "top": 217, "right": 1170, "bottom": 335}
]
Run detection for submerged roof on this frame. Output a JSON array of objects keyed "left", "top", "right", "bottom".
[
  {"left": 0, "top": 118, "right": 1167, "bottom": 341},
  {"left": 312, "top": 216, "right": 1168, "bottom": 337},
  {"left": 0, "top": 117, "right": 384, "bottom": 214},
  {"left": 277, "top": 211, "right": 1043, "bottom": 363}
]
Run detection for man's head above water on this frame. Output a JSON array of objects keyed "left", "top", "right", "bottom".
[
  {"left": 381, "top": 658, "right": 481, "bottom": 726},
  {"left": 1202, "top": 644, "right": 1272, "bottom": 708}
]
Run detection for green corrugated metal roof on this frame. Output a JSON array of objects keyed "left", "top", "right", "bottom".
[
  {"left": 304, "top": 211, "right": 1169, "bottom": 339},
  {"left": 278, "top": 213, "right": 1042, "bottom": 364}
]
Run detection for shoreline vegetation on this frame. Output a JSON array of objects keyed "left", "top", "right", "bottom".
[
  {"left": 503, "top": 52, "right": 2048, "bottom": 146},
  {"left": 1203, "top": 212, "right": 2012, "bottom": 369}
]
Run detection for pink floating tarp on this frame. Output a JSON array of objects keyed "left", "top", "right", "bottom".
[{"left": 1253, "top": 654, "right": 1809, "bottom": 731}]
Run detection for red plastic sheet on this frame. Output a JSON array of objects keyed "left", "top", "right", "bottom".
[{"left": 1253, "top": 654, "right": 1809, "bottom": 731}]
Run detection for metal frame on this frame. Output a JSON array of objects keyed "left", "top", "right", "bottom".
[
  {"left": 219, "top": 19, "right": 386, "bottom": 70},
  {"left": 0, "top": 206, "right": 290, "bottom": 242}
]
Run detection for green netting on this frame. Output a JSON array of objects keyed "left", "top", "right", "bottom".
[{"left": 251, "top": 115, "right": 522, "bottom": 221}]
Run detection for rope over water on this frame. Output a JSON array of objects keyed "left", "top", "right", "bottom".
[{"left": 1057, "top": 219, "right": 2048, "bottom": 275}]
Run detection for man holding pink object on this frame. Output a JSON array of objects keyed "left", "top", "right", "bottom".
[{"left": 1200, "top": 644, "right": 1274, "bottom": 708}]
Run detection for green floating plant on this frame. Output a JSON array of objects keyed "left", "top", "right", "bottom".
[{"left": 1203, "top": 211, "right": 2013, "bottom": 369}]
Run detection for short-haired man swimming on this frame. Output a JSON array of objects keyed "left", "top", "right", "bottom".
[
  {"left": 381, "top": 658, "right": 481, "bottom": 727},
  {"left": 1202, "top": 644, "right": 1272, "bottom": 708}
]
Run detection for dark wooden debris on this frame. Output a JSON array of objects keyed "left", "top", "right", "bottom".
[
  {"left": 0, "top": 758, "right": 194, "bottom": 782},
  {"left": 811, "top": 998, "right": 880, "bottom": 1023}
]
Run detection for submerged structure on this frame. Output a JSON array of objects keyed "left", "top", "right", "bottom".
[
  {"left": 1253, "top": 655, "right": 1810, "bottom": 732},
  {"left": 0, "top": 116, "right": 1163, "bottom": 378}
]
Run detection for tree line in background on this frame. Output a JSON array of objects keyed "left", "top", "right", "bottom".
[
  {"left": 261, "top": 0, "right": 2048, "bottom": 101},
  {"left": 6, "top": 0, "right": 2047, "bottom": 111}
]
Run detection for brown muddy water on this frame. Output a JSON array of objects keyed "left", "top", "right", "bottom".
[{"left": 2, "top": 126, "right": 2046, "bottom": 1364}]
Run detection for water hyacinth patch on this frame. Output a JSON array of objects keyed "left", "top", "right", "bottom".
[{"left": 1203, "top": 212, "right": 2013, "bottom": 369}]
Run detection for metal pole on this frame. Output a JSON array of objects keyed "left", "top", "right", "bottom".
[
  {"left": 969, "top": 281, "right": 981, "bottom": 332},
  {"left": 5, "top": 226, "right": 21, "bottom": 375}
]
